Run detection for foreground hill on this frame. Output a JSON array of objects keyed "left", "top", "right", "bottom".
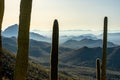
[
  {"left": 2, "top": 49, "right": 75, "bottom": 80},
  {"left": 2, "top": 49, "right": 120, "bottom": 80},
  {"left": 60, "top": 46, "right": 120, "bottom": 71}
]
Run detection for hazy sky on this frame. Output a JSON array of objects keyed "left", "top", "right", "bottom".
[{"left": 2, "top": 0, "right": 120, "bottom": 31}]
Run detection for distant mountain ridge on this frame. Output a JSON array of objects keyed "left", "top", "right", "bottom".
[
  {"left": 2, "top": 24, "right": 50, "bottom": 42},
  {"left": 2, "top": 24, "right": 120, "bottom": 45},
  {"left": 2, "top": 37, "right": 73, "bottom": 63},
  {"left": 97, "top": 33, "right": 120, "bottom": 45},
  {"left": 62, "top": 38, "right": 116, "bottom": 49},
  {"left": 2, "top": 36, "right": 120, "bottom": 71}
]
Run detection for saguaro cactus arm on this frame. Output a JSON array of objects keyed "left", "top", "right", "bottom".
[
  {"left": 96, "top": 58, "right": 101, "bottom": 80},
  {"left": 50, "top": 19, "right": 59, "bottom": 80},
  {"left": 14, "top": 0, "right": 33, "bottom": 80},
  {"left": 0, "top": 0, "right": 4, "bottom": 79},
  {"left": 101, "top": 17, "right": 108, "bottom": 80}
]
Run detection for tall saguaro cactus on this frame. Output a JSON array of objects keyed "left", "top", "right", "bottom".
[
  {"left": 96, "top": 58, "right": 101, "bottom": 80},
  {"left": 0, "top": 0, "right": 4, "bottom": 79},
  {"left": 101, "top": 17, "right": 108, "bottom": 80},
  {"left": 14, "top": 0, "right": 33, "bottom": 80},
  {"left": 50, "top": 19, "right": 59, "bottom": 80}
]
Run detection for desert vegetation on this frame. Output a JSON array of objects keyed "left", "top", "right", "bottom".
[
  {"left": 0, "top": 0, "right": 119, "bottom": 80},
  {"left": 50, "top": 19, "right": 59, "bottom": 80},
  {"left": 14, "top": 0, "right": 33, "bottom": 80},
  {"left": 0, "top": 0, "right": 4, "bottom": 79},
  {"left": 95, "top": 17, "right": 108, "bottom": 80}
]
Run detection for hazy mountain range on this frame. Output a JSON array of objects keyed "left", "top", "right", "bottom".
[
  {"left": 62, "top": 39, "right": 116, "bottom": 49},
  {"left": 2, "top": 24, "right": 120, "bottom": 45},
  {"left": 1, "top": 24, "right": 120, "bottom": 71},
  {"left": 1, "top": 24, "right": 120, "bottom": 79},
  {"left": 2, "top": 36, "right": 120, "bottom": 71},
  {"left": 2, "top": 24, "right": 50, "bottom": 42}
]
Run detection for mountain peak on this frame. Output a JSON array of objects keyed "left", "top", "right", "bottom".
[
  {"left": 2, "top": 24, "right": 18, "bottom": 37},
  {"left": 4, "top": 24, "right": 18, "bottom": 31},
  {"left": 2, "top": 24, "right": 50, "bottom": 42}
]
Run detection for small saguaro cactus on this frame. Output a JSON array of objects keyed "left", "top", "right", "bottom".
[
  {"left": 50, "top": 19, "right": 59, "bottom": 80},
  {"left": 96, "top": 58, "right": 101, "bottom": 80},
  {"left": 101, "top": 17, "right": 108, "bottom": 80},
  {"left": 14, "top": 0, "right": 33, "bottom": 80},
  {"left": 0, "top": 0, "right": 4, "bottom": 79}
]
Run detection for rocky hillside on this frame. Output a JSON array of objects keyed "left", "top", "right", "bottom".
[{"left": 2, "top": 49, "right": 75, "bottom": 80}]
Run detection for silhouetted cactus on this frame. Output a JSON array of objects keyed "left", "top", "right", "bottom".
[
  {"left": 0, "top": 0, "right": 4, "bottom": 79},
  {"left": 14, "top": 0, "right": 33, "bottom": 80},
  {"left": 96, "top": 58, "right": 101, "bottom": 80},
  {"left": 50, "top": 19, "right": 59, "bottom": 80},
  {"left": 101, "top": 17, "right": 108, "bottom": 80}
]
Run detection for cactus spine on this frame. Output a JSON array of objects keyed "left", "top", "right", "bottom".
[
  {"left": 0, "top": 0, "right": 4, "bottom": 79},
  {"left": 101, "top": 17, "right": 108, "bottom": 80},
  {"left": 14, "top": 0, "right": 33, "bottom": 80},
  {"left": 50, "top": 19, "right": 59, "bottom": 80},
  {"left": 96, "top": 58, "right": 101, "bottom": 80}
]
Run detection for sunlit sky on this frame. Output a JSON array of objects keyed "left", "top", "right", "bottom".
[{"left": 2, "top": 0, "right": 120, "bottom": 31}]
